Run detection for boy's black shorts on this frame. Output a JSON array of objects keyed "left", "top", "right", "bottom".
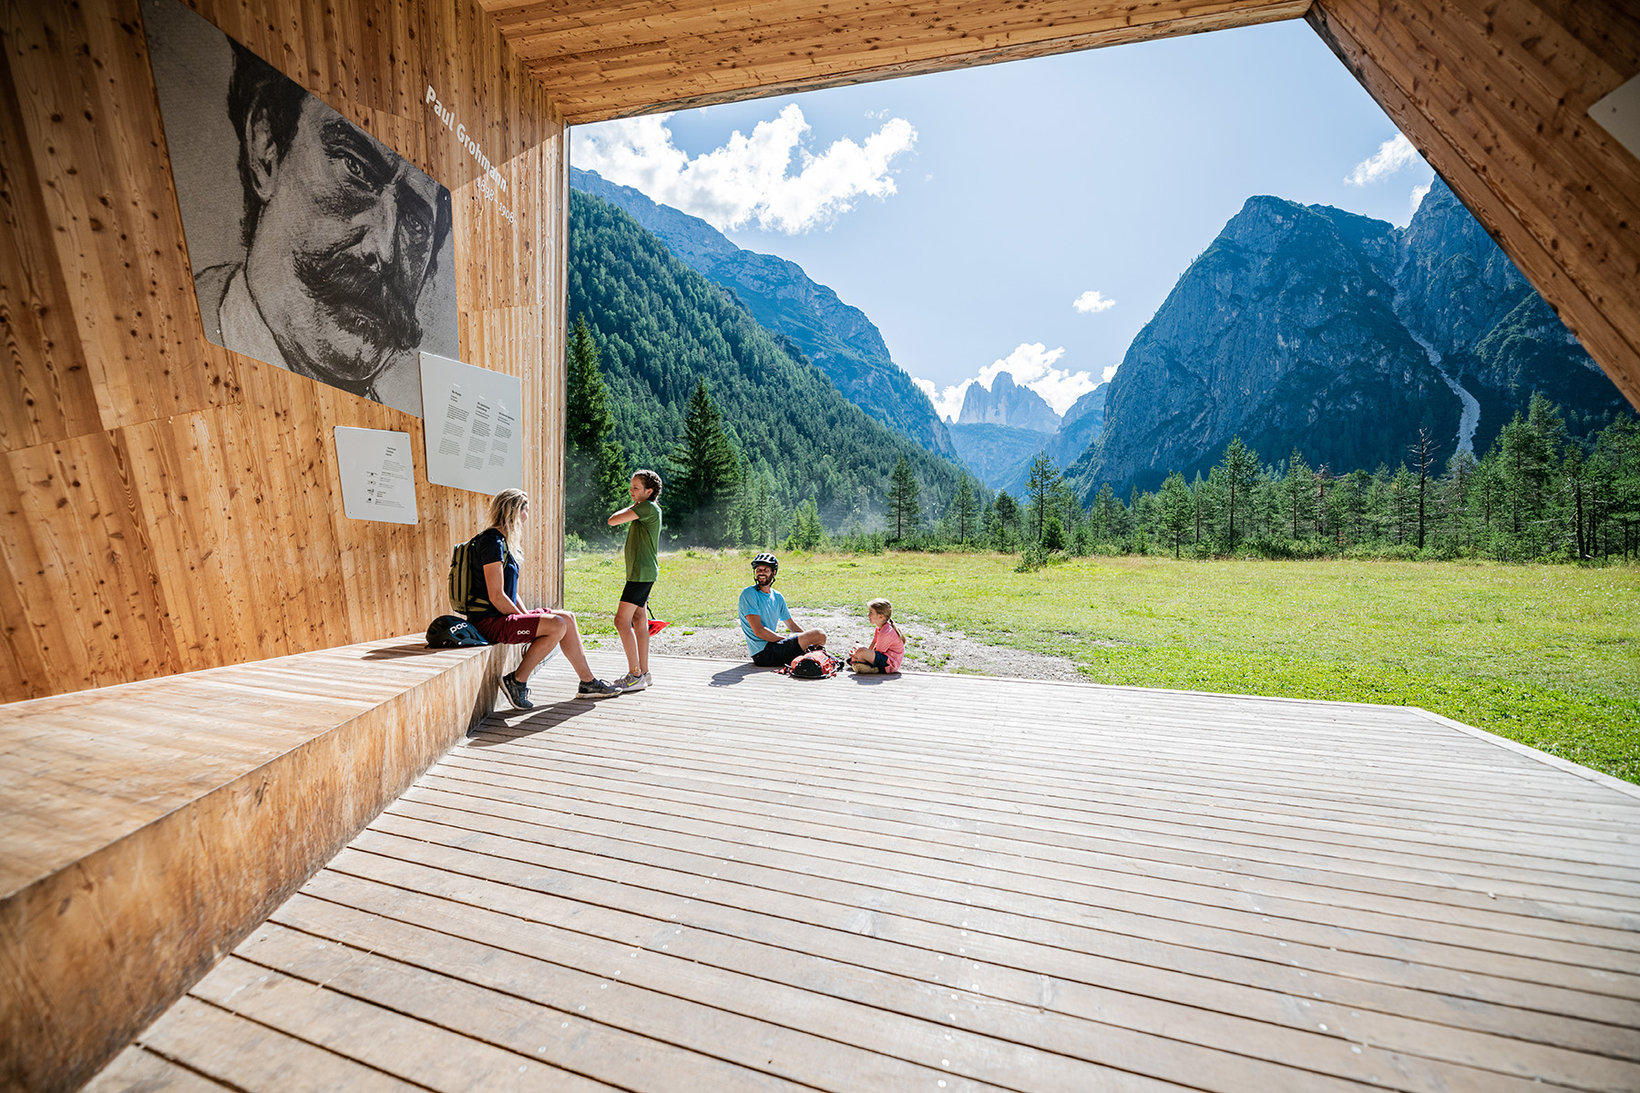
[
  {"left": 752, "top": 636, "right": 805, "bottom": 667},
  {"left": 619, "top": 580, "right": 653, "bottom": 608}
]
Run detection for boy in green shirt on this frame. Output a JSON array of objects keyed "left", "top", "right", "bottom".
[{"left": 607, "top": 469, "right": 662, "bottom": 691}]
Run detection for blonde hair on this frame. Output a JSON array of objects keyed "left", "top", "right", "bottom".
[
  {"left": 868, "top": 598, "right": 902, "bottom": 640},
  {"left": 488, "top": 488, "right": 529, "bottom": 542}
]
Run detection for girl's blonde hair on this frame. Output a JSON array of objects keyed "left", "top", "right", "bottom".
[
  {"left": 868, "top": 598, "right": 902, "bottom": 639},
  {"left": 488, "top": 488, "right": 529, "bottom": 541}
]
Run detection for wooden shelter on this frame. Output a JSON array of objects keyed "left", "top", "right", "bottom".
[
  {"left": 1, "top": 0, "right": 1636, "bottom": 705},
  {"left": 1, "top": 1, "right": 1636, "bottom": 1089}
]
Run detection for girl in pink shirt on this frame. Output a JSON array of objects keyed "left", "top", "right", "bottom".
[{"left": 849, "top": 597, "right": 905, "bottom": 674}]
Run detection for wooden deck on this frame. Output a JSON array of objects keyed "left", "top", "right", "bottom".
[{"left": 91, "top": 653, "right": 1640, "bottom": 1092}]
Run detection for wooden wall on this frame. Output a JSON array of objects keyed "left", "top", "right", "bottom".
[
  {"left": 1310, "top": 0, "right": 1640, "bottom": 410},
  {"left": 0, "top": 0, "right": 567, "bottom": 703}
]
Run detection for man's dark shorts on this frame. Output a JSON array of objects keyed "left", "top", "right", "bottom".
[
  {"left": 619, "top": 580, "right": 653, "bottom": 608},
  {"left": 752, "top": 635, "right": 805, "bottom": 667}
]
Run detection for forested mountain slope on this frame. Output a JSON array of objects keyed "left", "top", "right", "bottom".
[
  {"left": 568, "top": 189, "right": 967, "bottom": 534},
  {"left": 572, "top": 168, "right": 957, "bottom": 460}
]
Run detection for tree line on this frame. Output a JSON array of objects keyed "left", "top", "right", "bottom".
[{"left": 842, "top": 394, "right": 1640, "bottom": 565}]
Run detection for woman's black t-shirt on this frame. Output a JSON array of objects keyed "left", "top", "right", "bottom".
[{"left": 466, "top": 528, "right": 518, "bottom": 619}]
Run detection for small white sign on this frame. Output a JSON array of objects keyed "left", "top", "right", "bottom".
[
  {"left": 1590, "top": 74, "right": 1640, "bottom": 163},
  {"left": 334, "top": 426, "right": 419, "bottom": 524},
  {"left": 420, "top": 351, "right": 524, "bottom": 494}
]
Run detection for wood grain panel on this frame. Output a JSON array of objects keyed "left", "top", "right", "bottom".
[
  {"left": 0, "top": 637, "right": 506, "bottom": 1093},
  {"left": 486, "top": 0, "right": 1310, "bottom": 122},
  {"left": 0, "top": 0, "right": 567, "bottom": 701},
  {"left": 0, "top": 51, "right": 104, "bottom": 453}
]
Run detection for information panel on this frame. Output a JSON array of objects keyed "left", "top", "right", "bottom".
[
  {"left": 334, "top": 427, "right": 419, "bottom": 524},
  {"left": 420, "top": 351, "right": 524, "bottom": 494}
]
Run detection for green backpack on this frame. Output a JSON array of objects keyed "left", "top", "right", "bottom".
[{"left": 448, "top": 535, "right": 505, "bottom": 614}]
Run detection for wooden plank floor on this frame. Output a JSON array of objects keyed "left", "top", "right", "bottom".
[{"left": 93, "top": 653, "right": 1640, "bottom": 1092}]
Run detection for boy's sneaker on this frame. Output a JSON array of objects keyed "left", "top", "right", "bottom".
[
  {"left": 641, "top": 672, "right": 653, "bottom": 689},
  {"left": 575, "top": 678, "right": 621, "bottom": 700},
  {"left": 613, "top": 671, "right": 648, "bottom": 693},
  {"left": 501, "top": 671, "right": 534, "bottom": 710}
]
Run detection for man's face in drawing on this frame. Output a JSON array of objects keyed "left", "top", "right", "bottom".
[{"left": 242, "top": 97, "right": 441, "bottom": 387}]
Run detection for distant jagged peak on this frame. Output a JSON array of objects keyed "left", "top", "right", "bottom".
[{"left": 957, "top": 372, "right": 1063, "bottom": 432}]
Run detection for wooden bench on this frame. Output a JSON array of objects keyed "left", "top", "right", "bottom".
[{"left": 0, "top": 636, "right": 507, "bottom": 1093}]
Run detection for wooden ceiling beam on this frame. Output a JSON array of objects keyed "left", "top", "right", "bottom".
[{"left": 480, "top": 0, "right": 1311, "bottom": 123}]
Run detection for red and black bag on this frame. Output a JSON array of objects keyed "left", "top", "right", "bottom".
[{"left": 781, "top": 649, "right": 842, "bottom": 679}]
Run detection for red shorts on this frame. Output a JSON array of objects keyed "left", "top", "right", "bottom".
[{"left": 471, "top": 609, "right": 554, "bottom": 645}]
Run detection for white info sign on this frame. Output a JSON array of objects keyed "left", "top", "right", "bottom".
[
  {"left": 334, "top": 426, "right": 419, "bottom": 524},
  {"left": 419, "top": 351, "right": 524, "bottom": 494}
]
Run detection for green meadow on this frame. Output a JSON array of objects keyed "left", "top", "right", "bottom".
[{"left": 564, "top": 551, "right": 1640, "bottom": 784}]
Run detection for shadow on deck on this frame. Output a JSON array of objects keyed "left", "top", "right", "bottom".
[{"left": 54, "top": 652, "right": 1640, "bottom": 1090}]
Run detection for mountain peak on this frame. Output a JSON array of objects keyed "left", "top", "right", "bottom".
[{"left": 957, "top": 373, "right": 1062, "bottom": 431}]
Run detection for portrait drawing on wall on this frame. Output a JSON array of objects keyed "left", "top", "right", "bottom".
[{"left": 143, "top": 0, "right": 457, "bottom": 417}]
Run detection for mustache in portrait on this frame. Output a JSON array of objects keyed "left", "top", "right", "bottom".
[{"left": 293, "top": 237, "right": 425, "bottom": 353}]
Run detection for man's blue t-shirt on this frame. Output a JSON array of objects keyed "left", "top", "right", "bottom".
[{"left": 738, "top": 585, "right": 791, "bottom": 654}]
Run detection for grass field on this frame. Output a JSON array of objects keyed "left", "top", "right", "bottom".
[{"left": 564, "top": 550, "right": 1640, "bottom": 785}]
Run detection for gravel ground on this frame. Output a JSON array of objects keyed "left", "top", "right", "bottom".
[{"left": 590, "top": 606, "right": 1090, "bottom": 683}]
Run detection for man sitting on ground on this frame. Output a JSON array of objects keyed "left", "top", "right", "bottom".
[{"left": 739, "top": 552, "right": 827, "bottom": 668}]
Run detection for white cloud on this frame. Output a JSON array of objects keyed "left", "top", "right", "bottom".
[
  {"left": 1346, "top": 133, "right": 1419, "bottom": 186},
  {"left": 1410, "top": 180, "right": 1432, "bottom": 214},
  {"left": 919, "top": 343, "right": 1098, "bottom": 421},
  {"left": 915, "top": 375, "right": 974, "bottom": 423},
  {"left": 1073, "top": 289, "right": 1116, "bottom": 314},
  {"left": 1101, "top": 364, "right": 1119, "bottom": 384},
  {"left": 571, "top": 105, "right": 917, "bottom": 234}
]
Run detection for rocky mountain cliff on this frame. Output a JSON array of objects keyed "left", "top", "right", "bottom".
[
  {"left": 1395, "top": 179, "right": 1621, "bottom": 451},
  {"left": 1071, "top": 183, "right": 1628, "bottom": 498},
  {"left": 956, "top": 373, "right": 1062, "bottom": 431},
  {"left": 1051, "top": 384, "right": 1107, "bottom": 468},
  {"left": 570, "top": 168, "right": 957, "bottom": 459}
]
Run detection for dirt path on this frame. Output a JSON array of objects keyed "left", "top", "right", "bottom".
[{"left": 592, "top": 606, "right": 1090, "bottom": 683}]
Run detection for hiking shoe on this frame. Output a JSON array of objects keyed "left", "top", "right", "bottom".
[
  {"left": 613, "top": 671, "right": 648, "bottom": 693},
  {"left": 501, "top": 671, "right": 534, "bottom": 710},
  {"left": 575, "top": 678, "right": 621, "bottom": 700}
]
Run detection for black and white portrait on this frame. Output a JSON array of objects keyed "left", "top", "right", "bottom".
[{"left": 143, "top": 0, "right": 457, "bottom": 417}]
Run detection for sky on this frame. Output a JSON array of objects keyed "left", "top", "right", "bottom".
[{"left": 570, "top": 17, "right": 1435, "bottom": 423}]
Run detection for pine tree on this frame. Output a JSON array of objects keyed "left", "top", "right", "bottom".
[
  {"left": 1158, "top": 471, "right": 1193, "bottom": 558},
  {"left": 786, "top": 498, "right": 824, "bottom": 550},
  {"left": 564, "top": 315, "right": 626, "bottom": 536},
  {"left": 991, "top": 491, "right": 1019, "bottom": 549},
  {"left": 1408, "top": 427, "right": 1439, "bottom": 549},
  {"left": 672, "top": 378, "right": 740, "bottom": 544},
  {"left": 1281, "top": 448, "right": 1317, "bottom": 540},
  {"left": 1024, "top": 452, "right": 1062, "bottom": 542},
  {"left": 948, "top": 476, "right": 980, "bottom": 544},
  {"left": 887, "top": 455, "right": 921, "bottom": 540},
  {"left": 1217, "top": 436, "right": 1260, "bottom": 549}
]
